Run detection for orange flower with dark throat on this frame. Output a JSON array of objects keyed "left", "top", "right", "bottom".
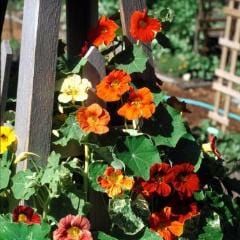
[
  {"left": 12, "top": 205, "right": 41, "bottom": 224},
  {"left": 130, "top": 10, "right": 161, "bottom": 43},
  {"left": 117, "top": 87, "right": 156, "bottom": 120},
  {"left": 96, "top": 70, "right": 131, "bottom": 102},
  {"left": 76, "top": 103, "right": 110, "bottom": 135},
  {"left": 168, "top": 163, "right": 200, "bottom": 198},
  {"left": 88, "top": 16, "right": 119, "bottom": 47},
  {"left": 98, "top": 166, "right": 134, "bottom": 198},
  {"left": 150, "top": 207, "right": 184, "bottom": 240}
]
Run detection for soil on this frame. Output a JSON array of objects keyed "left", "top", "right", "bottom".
[{"left": 161, "top": 82, "right": 240, "bottom": 133}]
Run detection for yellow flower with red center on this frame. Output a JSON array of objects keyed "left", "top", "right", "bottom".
[
  {"left": 117, "top": 87, "right": 156, "bottom": 120},
  {"left": 96, "top": 70, "right": 131, "bottom": 102},
  {"left": 98, "top": 166, "right": 134, "bottom": 198},
  {"left": 0, "top": 126, "right": 16, "bottom": 154},
  {"left": 202, "top": 135, "right": 222, "bottom": 159}
]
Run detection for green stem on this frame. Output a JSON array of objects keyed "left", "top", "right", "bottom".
[{"left": 84, "top": 145, "right": 90, "bottom": 201}]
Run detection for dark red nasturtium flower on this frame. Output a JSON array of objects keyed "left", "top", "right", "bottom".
[
  {"left": 53, "top": 215, "right": 93, "bottom": 240},
  {"left": 140, "top": 163, "right": 172, "bottom": 198},
  {"left": 168, "top": 163, "right": 200, "bottom": 198},
  {"left": 12, "top": 205, "right": 41, "bottom": 224},
  {"left": 130, "top": 9, "right": 161, "bottom": 43}
]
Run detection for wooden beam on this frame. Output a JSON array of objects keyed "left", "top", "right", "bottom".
[
  {"left": 66, "top": 0, "right": 98, "bottom": 57},
  {"left": 0, "top": 40, "right": 12, "bottom": 124},
  {"left": 224, "top": 7, "right": 240, "bottom": 18},
  {"left": 208, "top": 111, "right": 229, "bottom": 126},
  {"left": 213, "top": 82, "right": 240, "bottom": 100},
  {"left": 15, "top": 0, "right": 61, "bottom": 168},
  {"left": 83, "top": 46, "right": 106, "bottom": 106},
  {"left": 215, "top": 69, "right": 240, "bottom": 84},
  {"left": 219, "top": 38, "right": 240, "bottom": 50},
  {"left": 0, "top": 0, "right": 8, "bottom": 40}
]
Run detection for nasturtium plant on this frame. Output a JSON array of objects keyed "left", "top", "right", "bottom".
[{"left": 1, "top": 3, "right": 239, "bottom": 240}]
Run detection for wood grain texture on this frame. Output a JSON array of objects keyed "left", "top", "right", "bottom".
[
  {"left": 66, "top": 0, "right": 98, "bottom": 57},
  {"left": 0, "top": 40, "right": 12, "bottom": 124},
  {"left": 0, "top": 0, "right": 8, "bottom": 40},
  {"left": 15, "top": 0, "right": 61, "bottom": 169}
]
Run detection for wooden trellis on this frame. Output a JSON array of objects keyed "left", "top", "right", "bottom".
[{"left": 209, "top": 0, "right": 240, "bottom": 131}]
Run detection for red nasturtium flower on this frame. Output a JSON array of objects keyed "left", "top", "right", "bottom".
[
  {"left": 140, "top": 163, "right": 172, "bottom": 197},
  {"left": 150, "top": 207, "right": 184, "bottom": 240},
  {"left": 130, "top": 9, "right": 161, "bottom": 43},
  {"left": 96, "top": 70, "right": 131, "bottom": 102},
  {"left": 76, "top": 103, "right": 110, "bottom": 135},
  {"left": 12, "top": 205, "right": 41, "bottom": 224},
  {"left": 117, "top": 87, "right": 156, "bottom": 120},
  {"left": 88, "top": 16, "right": 119, "bottom": 47},
  {"left": 98, "top": 166, "right": 134, "bottom": 198},
  {"left": 53, "top": 215, "right": 93, "bottom": 240},
  {"left": 168, "top": 163, "right": 200, "bottom": 198}
]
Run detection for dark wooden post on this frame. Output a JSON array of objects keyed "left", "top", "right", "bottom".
[
  {"left": 0, "top": 0, "right": 8, "bottom": 40},
  {"left": 0, "top": 40, "right": 12, "bottom": 124},
  {"left": 15, "top": 0, "right": 62, "bottom": 169},
  {"left": 66, "top": 0, "right": 98, "bottom": 57}
]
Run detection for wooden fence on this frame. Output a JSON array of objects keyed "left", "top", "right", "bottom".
[{"left": 209, "top": 0, "right": 240, "bottom": 131}]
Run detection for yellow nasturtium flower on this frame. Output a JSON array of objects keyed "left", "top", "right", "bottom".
[
  {"left": 0, "top": 126, "right": 16, "bottom": 154},
  {"left": 57, "top": 74, "right": 92, "bottom": 104}
]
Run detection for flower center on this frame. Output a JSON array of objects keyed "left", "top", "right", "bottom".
[
  {"left": 110, "top": 79, "right": 120, "bottom": 88},
  {"left": 153, "top": 173, "right": 164, "bottom": 182},
  {"left": 67, "top": 226, "right": 82, "bottom": 239},
  {"left": 139, "top": 20, "right": 147, "bottom": 28},
  {"left": 0, "top": 134, "right": 7, "bottom": 141},
  {"left": 88, "top": 116, "right": 98, "bottom": 125},
  {"left": 66, "top": 88, "right": 79, "bottom": 97},
  {"left": 131, "top": 98, "right": 141, "bottom": 106},
  {"left": 101, "top": 26, "right": 108, "bottom": 33},
  {"left": 18, "top": 214, "right": 28, "bottom": 223},
  {"left": 178, "top": 173, "right": 187, "bottom": 182}
]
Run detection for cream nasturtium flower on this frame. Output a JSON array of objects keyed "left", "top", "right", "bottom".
[
  {"left": 58, "top": 74, "right": 92, "bottom": 104},
  {"left": 0, "top": 126, "right": 16, "bottom": 154}
]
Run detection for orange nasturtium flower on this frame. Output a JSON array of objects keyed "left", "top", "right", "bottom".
[
  {"left": 76, "top": 103, "right": 110, "bottom": 135},
  {"left": 96, "top": 70, "right": 131, "bottom": 102},
  {"left": 98, "top": 166, "right": 134, "bottom": 198},
  {"left": 130, "top": 9, "right": 161, "bottom": 43},
  {"left": 150, "top": 207, "right": 184, "bottom": 240},
  {"left": 88, "top": 16, "right": 119, "bottom": 47},
  {"left": 117, "top": 87, "right": 156, "bottom": 120}
]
